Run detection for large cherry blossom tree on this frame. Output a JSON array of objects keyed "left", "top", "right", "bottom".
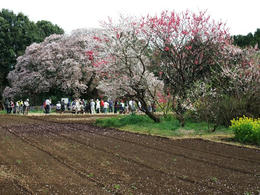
[{"left": 3, "top": 29, "right": 101, "bottom": 100}]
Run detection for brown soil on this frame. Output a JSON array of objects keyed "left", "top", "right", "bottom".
[{"left": 0, "top": 114, "right": 259, "bottom": 194}]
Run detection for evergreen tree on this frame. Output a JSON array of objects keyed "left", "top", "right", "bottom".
[{"left": 233, "top": 28, "right": 260, "bottom": 48}]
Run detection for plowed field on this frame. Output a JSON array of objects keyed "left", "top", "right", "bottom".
[{"left": 0, "top": 115, "right": 259, "bottom": 194}]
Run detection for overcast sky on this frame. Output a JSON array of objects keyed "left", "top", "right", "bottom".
[{"left": 1, "top": 0, "right": 259, "bottom": 35}]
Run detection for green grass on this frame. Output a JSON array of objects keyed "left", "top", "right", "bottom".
[
  {"left": 95, "top": 114, "right": 231, "bottom": 137},
  {"left": 0, "top": 110, "right": 5, "bottom": 114}
]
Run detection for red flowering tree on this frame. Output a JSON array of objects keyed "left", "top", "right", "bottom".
[{"left": 142, "top": 10, "right": 230, "bottom": 126}]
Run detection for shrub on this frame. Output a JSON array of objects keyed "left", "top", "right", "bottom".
[
  {"left": 95, "top": 114, "right": 153, "bottom": 128},
  {"left": 193, "top": 93, "right": 260, "bottom": 127},
  {"left": 119, "top": 114, "right": 153, "bottom": 125},
  {"left": 230, "top": 116, "right": 260, "bottom": 145}
]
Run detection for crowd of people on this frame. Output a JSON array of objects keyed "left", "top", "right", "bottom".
[
  {"left": 3, "top": 97, "right": 156, "bottom": 115},
  {"left": 44, "top": 98, "right": 154, "bottom": 115},
  {"left": 4, "top": 98, "right": 30, "bottom": 115}
]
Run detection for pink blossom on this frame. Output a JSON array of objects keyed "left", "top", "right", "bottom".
[
  {"left": 192, "top": 29, "right": 198, "bottom": 35},
  {"left": 93, "top": 36, "right": 102, "bottom": 42},
  {"left": 181, "top": 30, "right": 189, "bottom": 35},
  {"left": 86, "top": 51, "right": 93, "bottom": 56},
  {"left": 164, "top": 47, "right": 170, "bottom": 51},
  {"left": 185, "top": 46, "right": 192, "bottom": 50},
  {"left": 86, "top": 51, "right": 94, "bottom": 60}
]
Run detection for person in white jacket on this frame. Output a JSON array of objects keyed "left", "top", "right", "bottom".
[
  {"left": 23, "top": 99, "right": 30, "bottom": 115},
  {"left": 103, "top": 101, "right": 109, "bottom": 114},
  {"left": 90, "top": 99, "right": 95, "bottom": 114},
  {"left": 96, "top": 99, "right": 100, "bottom": 114}
]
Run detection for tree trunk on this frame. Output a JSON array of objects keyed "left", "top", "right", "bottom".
[
  {"left": 173, "top": 97, "right": 186, "bottom": 127},
  {"left": 137, "top": 97, "right": 160, "bottom": 123},
  {"left": 145, "top": 110, "right": 160, "bottom": 123},
  {"left": 176, "top": 113, "right": 185, "bottom": 127}
]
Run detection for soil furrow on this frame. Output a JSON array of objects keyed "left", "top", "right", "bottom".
[
  {"left": 11, "top": 123, "right": 229, "bottom": 193},
  {"left": 1, "top": 125, "right": 114, "bottom": 195},
  {"left": 58, "top": 123, "right": 258, "bottom": 176},
  {"left": 29, "top": 116, "right": 260, "bottom": 163},
  {"left": 1, "top": 115, "right": 258, "bottom": 194}
]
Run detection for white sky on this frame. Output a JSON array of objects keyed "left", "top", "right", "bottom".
[{"left": 1, "top": 0, "right": 259, "bottom": 35}]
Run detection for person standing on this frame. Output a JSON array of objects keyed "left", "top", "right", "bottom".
[
  {"left": 114, "top": 99, "right": 118, "bottom": 114},
  {"left": 103, "top": 101, "right": 109, "bottom": 114},
  {"left": 61, "top": 100, "right": 65, "bottom": 114},
  {"left": 100, "top": 99, "right": 104, "bottom": 113},
  {"left": 56, "top": 101, "right": 61, "bottom": 113},
  {"left": 19, "top": 100, "right": 24, "bottom": 114},
  {"left": 45, "top": 98, "right": 51, "bottom": 114},
  {"left": 71, "top": 100, "right": 76, "bottom": 114},
  {"left": 108, "top": 99, "right": 113, "bottom": 113},
  {"left": 125, "top": 101, "right": 129, "bottom": 114},
  {"left": 23, "top": 99, "right": 30, "bottom": 115},
  {"left": 96, "top": 99, "right": 100, "bottom": 114},
  {"left": 16, "top": 101, "right": 20, "bottom": 114},
  {"left": 120, "top": 100, "right": 125, "bottom": 114},
  {"left": 84, "top": 100, "right": 90, "bottom": 113},
  {"left": 67, "top": 101, "right": 71, "bottom": 111},
  {"left": 10, "top": 100, "right": 15, "bottom": 114},
  {"left": 129, "top": 100, "right": 133, "bottom": 113},
  {"left": 138, "top": 101, "right": 142, "bottom": 112},
  {"left": 4, "top": 99, "right": 10, "bottom": 114},
  {"left": 90, "top": 99, "right": 95, "bottom": 114},
  {"left": 75, "top": 99, "right": 81, "bottom": 114}
]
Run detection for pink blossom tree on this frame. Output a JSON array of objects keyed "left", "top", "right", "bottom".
[
  {"left": 3, "top": 29, "right": 101, "bottom": 100},
  {"left": 142, "top": 10, "right": 230, "bottom": 126}
]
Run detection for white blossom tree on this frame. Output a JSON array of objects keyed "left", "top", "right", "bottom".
[
  {"left": 4, "top": 29, "right": 101, "bottom": 99},
  {"left": 95, "top": 16, "right": 165, "bottom": 122},
  {"left": 190, "top": 45, "right": 260, "bottom": 126}
]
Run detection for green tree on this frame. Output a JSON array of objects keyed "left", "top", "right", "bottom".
[
  {"left": 36, "top": 20, "right": 64, "bottom": 41},
  {"left": 233, "top": 28, "right": 260, "bottom": 48},
  {"left": 0, "top": 9, "right": 64, "bottom": 101},
  {"left": 254, "top": 28, "right": 260, "bottom": 47}
]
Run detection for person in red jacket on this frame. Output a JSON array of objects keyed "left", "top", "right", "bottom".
[{"left": 100, "top": 99, "right": 104, "bottom": 113}]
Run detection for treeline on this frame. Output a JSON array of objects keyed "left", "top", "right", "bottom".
[
  {"left": 233, "top": 28, "right": 260, "bottom": 48},
  {"left": 0, "top": 9, "right": 64, "bottom": 100}
]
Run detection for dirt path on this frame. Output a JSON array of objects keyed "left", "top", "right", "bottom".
[{"left": 0, "top": 115, "right": 259, "bottom": 194}]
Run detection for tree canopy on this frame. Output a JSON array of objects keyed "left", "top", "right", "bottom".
[{"left": 3, "top": 30, "right": 101, "bottom": 102}]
